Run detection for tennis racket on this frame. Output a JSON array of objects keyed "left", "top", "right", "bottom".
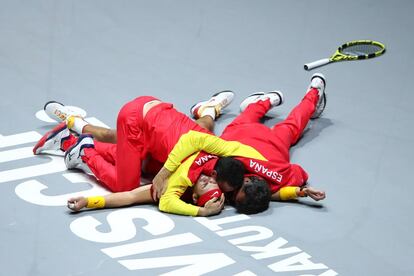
[{"left": 304, "top": 40, "right": 386, "bottom": 70}]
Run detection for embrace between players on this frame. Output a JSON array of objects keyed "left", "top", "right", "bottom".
[{"left": 33, "top": 74, "right": 327, "bottom": 217}]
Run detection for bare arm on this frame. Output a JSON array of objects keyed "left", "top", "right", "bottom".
[
  {"left": 82, "top": 125, "right": 117, "bottom": 143},
  {"left": 67, "top": 185, "right": 154, "bottom": 212}
]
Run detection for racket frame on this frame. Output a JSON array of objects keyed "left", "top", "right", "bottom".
[{"left": 304, "top": 40, "right": 386, "bottom": 70}]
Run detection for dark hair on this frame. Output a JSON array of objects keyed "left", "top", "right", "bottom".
[
  {"left": 214, "top": 157, "right": 245, "bottom": 190},
  {"left": 235, "top": 176, "right": 271, "bottom": 214}
]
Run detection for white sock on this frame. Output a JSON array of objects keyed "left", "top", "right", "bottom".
[
  {"left": 200, "top": 107, "right": 216, "bottom": 120},
  {"left": 67, "top": 116, "right": 89, "bottom": 134}
]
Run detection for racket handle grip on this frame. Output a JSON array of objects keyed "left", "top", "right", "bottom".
[{"left": 304, "top": 58, "right": 330, "bottom": 70}]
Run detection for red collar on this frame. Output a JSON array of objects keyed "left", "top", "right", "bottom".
[{"left": 188, "top": 152, "right": 218, "bottom": 183}]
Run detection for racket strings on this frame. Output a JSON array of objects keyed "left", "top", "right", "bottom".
[{"left": 340, "top": 44, "right": 383, "bottom": 56}]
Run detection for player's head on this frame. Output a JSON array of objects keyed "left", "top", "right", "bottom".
[
  {"left": 193, "top": 174, "right": 223, "bottom": 206},
  {"left": 234, "top": 174, "right": 271, "bottom": 214},
  {"left": 213, "top": 157, "right": 245, "bottom": 192}
]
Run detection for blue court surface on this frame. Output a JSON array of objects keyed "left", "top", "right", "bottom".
[{"left": 1, "top": 1, "right": 414, "bottom": 275}]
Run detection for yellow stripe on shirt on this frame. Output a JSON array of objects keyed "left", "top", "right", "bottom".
[{"left": 164, "top": 130, "right": 267, "bottom": 172}]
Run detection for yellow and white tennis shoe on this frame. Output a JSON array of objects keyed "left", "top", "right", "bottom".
[
  {"left": 44, "top": 101, "right": 88, "bottom": 134},
  {"left": 44, "top": 101, "right": 76, "bottom": 122},
  {"left": 190, "top": 90, "right": 235, "bottom": 119}
]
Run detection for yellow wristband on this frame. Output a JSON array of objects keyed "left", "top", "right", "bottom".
[
  {"left": 279, "top": 187, "right": 298, "bottom": 200},
  {"left": 86, "top": 196, "right": 106, "bottom": 208}
]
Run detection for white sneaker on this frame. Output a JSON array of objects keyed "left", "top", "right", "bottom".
[
  {"left": 239, "top": 92, "right": 265, "bottom": 112},
  {"left": 44, "top": 101, "right": 74, "bottom": 122},
  {"left": 44, "top": 101, "right": 89, "bottom": 134},
  {"left": 190, "top": 90, "right": 235, "bottom": 119},
  {"left": 309, "top": 73, "right": 327, "bottom": 119},
  {"left": 240, "top": 91, "right": 284, "bottom": 112},
  {"left": 263, "top": 91, "right": 284, "bottom": 107},
  {"left": 64, "top": 134, "right": 94, "bottom": 173},
  {"left": 33, "top": 122, "right": 71, "bottom": 154}
]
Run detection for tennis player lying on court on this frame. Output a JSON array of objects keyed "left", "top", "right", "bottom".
[
  {"left": 34, "top": 92, "right": 270, "bottom": 216},
  {"left": 63, "top": 73, "right": 326, "bottom": 215},
  {"left": 34, "top": 92, "right": 245, "bottom": 194},
  {"left": 153, "top": 73, "right": 327, "bottom": 213}
]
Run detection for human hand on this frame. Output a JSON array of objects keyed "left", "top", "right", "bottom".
[
  {"left": 152, "top": 167, "right": 172, "bottom": 201},
  {"left": 67, "top": 197, "right": 88, "bottom": 212},
  {"left": 200, "top": 194, "right": 225, "bottom": 216},
  {"left": 303, "top": 187, "right": 326, "bottom": 201}
]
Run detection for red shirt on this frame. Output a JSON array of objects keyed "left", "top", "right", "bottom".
[{"left": 220, "top": 123, "right": 308, "bottom": 193}]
